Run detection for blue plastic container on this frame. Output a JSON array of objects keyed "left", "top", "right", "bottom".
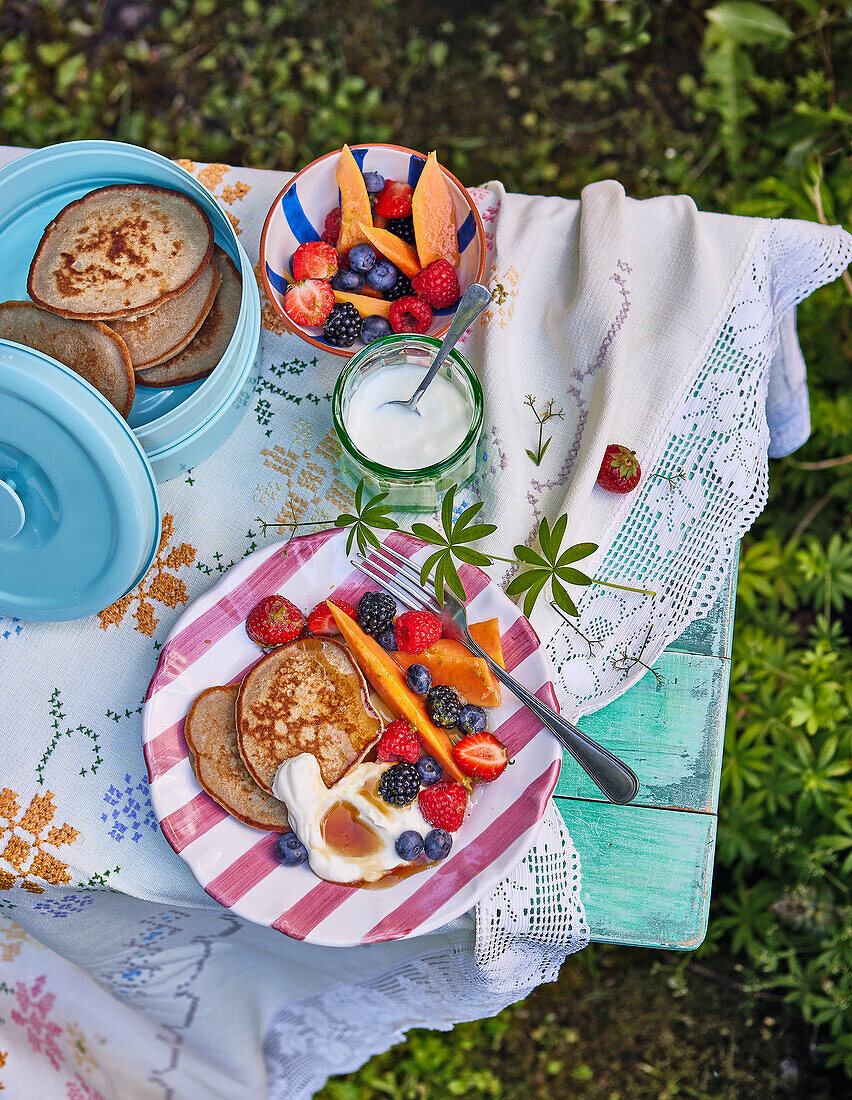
[{"left": 0, "top": 140, "right": 261, "bottom": 620}]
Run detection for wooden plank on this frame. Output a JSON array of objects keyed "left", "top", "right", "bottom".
[
  {"left": 667, "top": 545, "right": 739, "bottom": 659},
  {"left": 556, "top": 798, "right": 717, "bottom": 949},
  {"left": 554, "top": 650, "right": 730, "bottom": 812}
]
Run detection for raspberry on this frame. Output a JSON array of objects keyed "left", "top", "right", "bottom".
[
  {"left": 284, "top": 279, "right": 335, "bottom": 327},
  {"left": 374, "top": 180, "right": 414, "bottom": 218},
  {"left": 411, "top": 261, "right": 461, "bottom": 309},
  {"left": 292, "top": 240, "right": 338, "bottom": 282},
  {"left": 307, "top": 599, "right": 356, "bottom": 636},
  {"left": 389, "top": 295, "right": 432, "bottom": 334},
  {"left": 395, "top": 610, "right": 442, "bottom": 654},
  {"left": 246, "top": 595, "right": 306, "bottom": 648},
  {"left": 418, "top": 782, "right": 467, "bottom": 832},
  {"left": 321, "top": 208, "right": 342, "bottom": 245},
  {"left": 377, "top": 718, "right": 421, "bottom": 763}
]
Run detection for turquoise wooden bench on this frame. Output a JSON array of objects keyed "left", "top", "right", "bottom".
[{"left": 555, "top": 552, "right": 737, "bottom": 950}]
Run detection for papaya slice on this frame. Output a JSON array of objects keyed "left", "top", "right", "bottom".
[
  {"left": 411, "top": 152, "right": 459, "bottom": 269},
  {"left": 332, "top": 289, "right": 391, "bottom": 318},
  {"left": 468, "top": 618, "right": 505, "bottom": 669},
  {"left": 328, "top": 602, "right": 469, "bottom": 786},
  {"left": 336, "top": 145, "right": 373, "bottom": 255},
  {"left": 395, "top": 639, "right": 501, "bottom": 708},
  {"left": 358, "top": 223, "right": 421, "bottom": 279}
]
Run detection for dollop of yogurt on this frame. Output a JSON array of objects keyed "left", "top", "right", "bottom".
[
  {"left": 273, "top": 754, "right": 430, "bottom": 884},
  {"left": 344, "top": 363, "right": 470, "bottom": 470}
]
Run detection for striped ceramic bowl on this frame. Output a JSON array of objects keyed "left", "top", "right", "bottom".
[{"left": 260, "top": 144, "right": 486, "bottom": 357}]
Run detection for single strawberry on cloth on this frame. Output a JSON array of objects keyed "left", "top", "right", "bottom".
[{"left": 459, "top": 179, "right": 851, "bottom": 716}]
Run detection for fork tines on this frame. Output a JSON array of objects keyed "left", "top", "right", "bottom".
[{"left": 351, "top": 543, "right": 441, "bottom": 614}]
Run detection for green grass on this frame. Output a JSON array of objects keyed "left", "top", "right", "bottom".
[{"left": 1, "top": 1, "right": 849, "bottom": 1093}]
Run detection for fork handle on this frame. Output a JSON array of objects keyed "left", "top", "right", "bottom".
[{"left": 465, "top": 635, "right": 640, "bottom": 805}]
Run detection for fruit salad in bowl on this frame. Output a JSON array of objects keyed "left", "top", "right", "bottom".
[{"left": 260, "top": 144, "right": 486, "bottom": 356}]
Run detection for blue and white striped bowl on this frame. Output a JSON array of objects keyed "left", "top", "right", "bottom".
[{"left": 260, "top": 144, "right": 486, "bottom": 357}]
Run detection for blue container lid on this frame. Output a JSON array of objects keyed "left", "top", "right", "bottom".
[{"left": 0, "top": 339, "right": 161, "bottom": 621}]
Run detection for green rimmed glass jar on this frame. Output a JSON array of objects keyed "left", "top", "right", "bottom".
[{"left": 332, "top": 335, "right": 483, "bottom": 513}]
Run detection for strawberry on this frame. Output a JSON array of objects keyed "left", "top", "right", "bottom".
[
  {"left": 321, "top": 208, "right": 342, "bottom": 246},
  {"left": 374, "top": 180, "right": 414, "bottom": 218},
  {"left": 389, "top": 295, "right": 432, "bottom": 334},
  {"left": 395, "top": 610, "right": 442, "bottom": 654},
  {"left": 246, "top": 595, "right": 306, "bottom": 648},
  {"left": 377, "top": 718, "right": 421, "bottom": 763},
  {"left": 596, "top": 444, "right": 642, "bottom": 494},
  {"left": 418, "top": 781, "right": 467, "bottom": 832},
  {"left": 411, "top": 260, "right": 461, "bottom": 309},
  {"left": 292, "top": 241, "right": 338, "bottom": 281},
  {"left": 452, "top": 733, "right": 508, "bottom": 782},
  {"left": 283, "top": 278, "right": 335, "bottom": 327},
  {"left": 307, "top": 599, "right": 356, "bottom": 636}
]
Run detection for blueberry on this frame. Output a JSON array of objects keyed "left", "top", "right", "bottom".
[
  {"left": 395, "top": 830, "right": 424, "bottom": 861},
  {"left": 423, "top": 828, "right": 452, "bottom": 861},
  {"left": 376, "top": 628, "right": 397, "bottom": 651},
  {"left": 361, "top": 315, "right": 393, "bottom": 344},
  {"left": 458, "top": 704, "right": 487, "bottom": 735},
  {"left": 416, "top": 755, "right": 443, "bottom": 786},
  {"left": 365, "top": 259, "right": 397, "bottom": 292},
  {"left": 331, "top": 268, "right": 365, "bottom": 292},
  {"left": 405, "top": 663, "right": 432, "bottom": 695},
  {"left": 348, "top": 244, "right": 376, "bottom": 273},
  {"left": 362, "top": 171, "right": 386, "bottom": 194},
  {"left": 275, "top": 831, "right": 308, "bottom": 866}
]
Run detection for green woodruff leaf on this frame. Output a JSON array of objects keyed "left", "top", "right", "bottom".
[
  {"left": 506, "top": 513, "right": 597, "bottom": 618},
  {"left": 411, "top": 485, "right": 497, "bottom": 606}
]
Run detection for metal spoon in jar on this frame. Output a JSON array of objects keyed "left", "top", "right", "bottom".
[{"left": 383, "top": 282, "right": 492, "bottom": 414}]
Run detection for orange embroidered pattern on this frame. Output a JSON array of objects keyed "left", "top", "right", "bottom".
[
  {"left": 0, "top": 922, "right": 31, "bottom": 962},
  {"left": 98, "top": 513, "right": 196, "bottom": 635},
  {"left": 253, "top": 261, "right": 289, "bottom": 335},
  {"left": 221, "top": 181, "right": 251, "bottom": 204},
  {"left": 196, "top": 163, "right": 229, "bottom": 191},
  {"left": 0, "top": 790, "right": 79, "bottom": 894}
]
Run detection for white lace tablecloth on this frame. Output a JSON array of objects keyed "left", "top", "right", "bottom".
[{"left": 0, "top": 145, "right": 849, "bottom": 1099}]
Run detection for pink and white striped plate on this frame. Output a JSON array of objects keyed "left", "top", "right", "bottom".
[{"left": 142, "top": 529, "right": 561, "bottom": 946}]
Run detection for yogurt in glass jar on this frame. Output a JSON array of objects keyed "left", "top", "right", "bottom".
[{"left": 332, "top": 336, "right": 483, "bottom": 512}]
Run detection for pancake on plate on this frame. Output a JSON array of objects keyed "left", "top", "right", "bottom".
[
  {"left": 136, "top": 247, "right": 241, "bottom": 387},
  {"left": 108, "top": 257, "right": 219, "bottom": 370},
  {"left": 0, "top": 300, "right": 135, "bottom": 418},
  {"left": 184, "top": 684, "right": 290, "bottom": 831},
  {"left": 27, "top": 184, "right": 214, "bottom": 321},
  {"left": 236, "top": 636, "right": 383, "bottom": 793}
]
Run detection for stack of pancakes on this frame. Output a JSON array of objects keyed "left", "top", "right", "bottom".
[
  {"left": 185, "top": 637, "right": 385, "bottom": 832},
  {"left": 0, "top": 184, "right": 241, "bottom": 418}
]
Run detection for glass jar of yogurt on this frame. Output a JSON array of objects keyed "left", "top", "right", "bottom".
[{"left": 332, "top": 335, "right": 483, "bottom": 512}]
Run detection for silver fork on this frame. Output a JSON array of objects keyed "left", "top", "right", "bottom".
[{"left": 352, "top": 543, "right": 640, "bottom": 805}]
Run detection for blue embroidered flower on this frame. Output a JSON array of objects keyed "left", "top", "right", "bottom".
[
  {"left": 101, "top": 773, "right": 158, "bottom": 843},
  {"left": 32, "top": 893, "right": 94, "bottom": 917}
]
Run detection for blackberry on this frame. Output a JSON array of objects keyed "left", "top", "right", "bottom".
[
  {"left": 386, "top": 217, "right": 415, "bottom": 245},
  {"left": 425, "top": 685, "right": 462, "bottom": 729},
  {"left": 357, "top": 591, "right": 396, "bottom": 635},
  {"left": 323, "top": 303, "right": 361, "bottom": 347},
  {"left": 387, "top": 272, "right": 413, "bottom": 301},
  {"left": 378, "top": 762, "right": 421, "bottom": 806}
]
